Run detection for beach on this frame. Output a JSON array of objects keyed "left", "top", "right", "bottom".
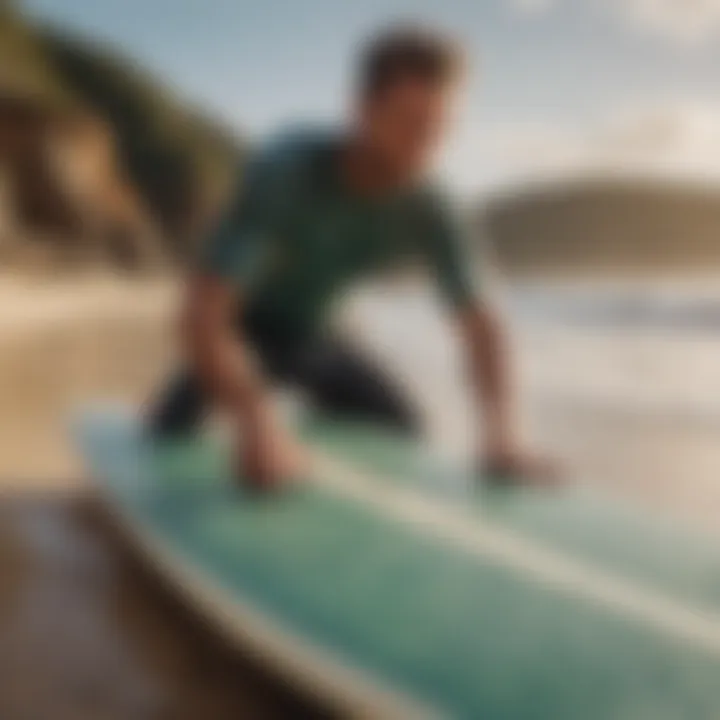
[
  {"left": 0, "top": 273, "right": 176, "bottom": 485},
  {"left": 0, "top": 273, "right": 320, "bottom": 719},
  {"left": 4, "top": 272, "right": 720, "bottom": 718}
]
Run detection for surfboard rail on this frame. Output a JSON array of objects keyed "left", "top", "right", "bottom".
[
  {"left": 74, "top": 405, "right": 720, "bottom": 719},
  {"left": 90, "top": 474, "right": 437, "bottom": 720}
]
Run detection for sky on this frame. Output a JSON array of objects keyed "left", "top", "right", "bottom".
[{"left": 21, "top": 0, "right": 720, "bottom": 197}]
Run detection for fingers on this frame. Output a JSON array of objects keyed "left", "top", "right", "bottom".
[
  {"left": 236, "top": 436, "right": 309, "bottom": 493},
  {"left": 482, "top": 452, "right": 565, "bottom": 489}
]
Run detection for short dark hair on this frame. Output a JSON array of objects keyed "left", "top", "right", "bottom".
[{"left": 359, "top": 25, "right": 465, "bottom": 98}]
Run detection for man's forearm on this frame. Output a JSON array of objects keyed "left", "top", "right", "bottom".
[
  {"left": 178, "top": 275, "right": 310, "bottom": 487},
  {"left": 181, "top": 278, "right": 274, "bottom": 430},
  {"left": 188, "top": 326, "right": 270, "bottom": 424},
  {"left": 458, "top": 304, "right": 516, "bottom": 453}
]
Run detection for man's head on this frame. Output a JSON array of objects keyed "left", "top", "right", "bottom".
[{"left": 354, "top": 25, "right": 466, "bottom": 182}]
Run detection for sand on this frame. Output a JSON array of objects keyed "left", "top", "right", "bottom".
[
  {"left": 0, "top": 272, "right": 177, "bottom": 486},
  {"left": 0, "top": 272, "right": 312, "bottom": 719}
]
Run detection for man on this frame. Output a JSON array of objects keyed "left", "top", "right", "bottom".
[{"left": 149, "top": 26, "right": 558, "bottom": 490}]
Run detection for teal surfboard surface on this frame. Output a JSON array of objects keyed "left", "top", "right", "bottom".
[{"left": 76, "top": 408, "right": 720, "bottom": 719}]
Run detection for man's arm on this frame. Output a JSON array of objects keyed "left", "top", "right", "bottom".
[
  {"left": 183, "top": 138, "right": 307, "bottom": 489},
  {"left": 182, "top": 273, "right": 306, "bottom": 488},
  {"left": 455, "top": 302, "right": 516, "bottom": 460},
  {"left": 420, "top": 195, "right": 514, "bottom": 453},
  {"left": 422, "top": 194, "right": 560, "bottom": 484},
  {"left": 455, "top": 298, "right": 560, "bottom": 484},
  {"left": 182, "top": 274, "right": 269, "bottom": 429}
]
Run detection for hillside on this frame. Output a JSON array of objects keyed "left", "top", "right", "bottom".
[
  {"left": 483, "top": 177, "right": 720, "bottom": 274},
  {"left": 0, "top": 0, "right": 243, "bottom": 268},
  {"left": 0, "top": 1, "right": 69, "bottom": 103},
  {"left": 38, "top": 29, "right": 241, "bottom": 252}
]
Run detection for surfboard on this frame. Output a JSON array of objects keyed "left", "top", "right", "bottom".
[{"left": 75, "top": 406, "right": 720, "bottom": 719}]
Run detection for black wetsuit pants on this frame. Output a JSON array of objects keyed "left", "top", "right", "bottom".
[{"left": 148, "top": 311, "right": 419, "bottom": 437}]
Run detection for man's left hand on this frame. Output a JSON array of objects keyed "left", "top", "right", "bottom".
[{"left": 481, "top": 445, "right": 564, "bottom": 488}]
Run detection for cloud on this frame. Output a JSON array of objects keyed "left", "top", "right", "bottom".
[
  {"left": 616, "top": 0, "right": 720, "bottom": 45},
  {"left": 443, "top": 100, "right": 720, "bottom": 197},
  {"left": 505, "top": 0, "right": 720, "bottom": 45}
]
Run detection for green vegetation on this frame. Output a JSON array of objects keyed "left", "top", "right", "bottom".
[
  {"left": 1, "top": 0, "right": 244, "bottom": 258},
  {"left": 0, "top": 1, "right": 70, "bottom": 104}
]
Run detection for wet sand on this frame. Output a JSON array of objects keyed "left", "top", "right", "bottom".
[{"left": 0, "top": 496, "right": 324, "bottom": 720}]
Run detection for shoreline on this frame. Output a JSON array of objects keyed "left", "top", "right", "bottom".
[
  {"left": 0, "top": 273, "right": 178, "bottom": 340},
  {"left": 0, "top": 273, "right": 178, "bottom": 485}
]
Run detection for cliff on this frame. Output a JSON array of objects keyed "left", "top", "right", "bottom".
[{"left": 0, "top": 0, "right": 242, "bottom": 270}]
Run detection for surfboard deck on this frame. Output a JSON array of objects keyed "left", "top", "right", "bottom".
[{"left": 75, "top": 406, "right": 720, "bottom": 719}]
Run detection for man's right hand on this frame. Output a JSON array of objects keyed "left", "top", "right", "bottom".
[
  {"left": 181, "top": 275, "right": 309, "bottom": 492},
  {"left": 237, "top": 412, "right": 310, "bottom": 492}
]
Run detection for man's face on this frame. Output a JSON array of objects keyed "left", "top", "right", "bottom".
[{"left": 358, "top": 77, "right": 458, "bottom": 181}]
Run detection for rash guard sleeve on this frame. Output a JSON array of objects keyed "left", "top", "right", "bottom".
[
  {"left": 199, "top": 141, "right": 297, "bottom": 288},
  {"left": 421, "top": 194, "right": 484, "bottom": 309}
]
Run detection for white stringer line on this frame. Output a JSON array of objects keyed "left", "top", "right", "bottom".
[{"left": 312, "top": 453, "right": 720, "bottom": 657}]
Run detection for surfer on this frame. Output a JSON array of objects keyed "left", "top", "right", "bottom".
[{"left": 148, "top": 25, "right": 560, "bottom": 491}]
